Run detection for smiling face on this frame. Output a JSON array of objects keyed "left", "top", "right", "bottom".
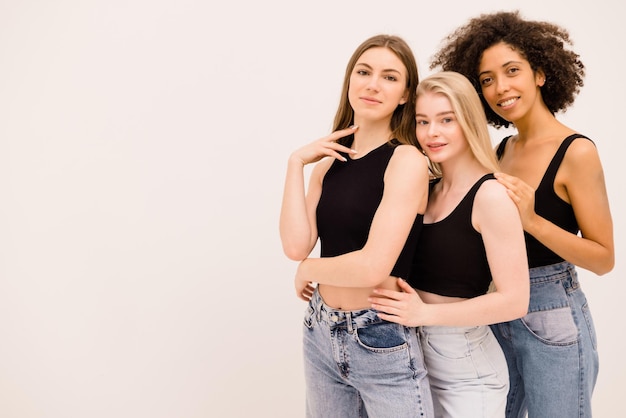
[
  {"left": 415, "top": 91, "right": 469, "bottom": 165},
  {"left": 347, "top": 47, "right": 409, "bottom": 124},
  {"left": 477, "top": 42, "right": 545, "bottom": 125}
]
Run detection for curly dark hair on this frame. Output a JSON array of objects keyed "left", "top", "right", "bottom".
[{"left": 430, "top": 10, "right": 585, "bottom": 128}]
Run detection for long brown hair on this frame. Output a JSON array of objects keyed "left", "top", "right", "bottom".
[{"left": 332, "top": 34, "right": 419, "bottom": 147}]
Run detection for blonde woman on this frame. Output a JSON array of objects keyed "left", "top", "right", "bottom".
[{"left": 370, "top": 71, "right": 529, "bottom": 418}]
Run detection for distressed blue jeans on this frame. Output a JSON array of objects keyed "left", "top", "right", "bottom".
[
  {"left": 303, "top": 289, "right": 434, "bottom": 418},
  {"left": 491, "top": 262, "right": 599, "bottom": 417}
]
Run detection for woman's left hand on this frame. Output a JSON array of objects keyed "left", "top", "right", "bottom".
[
  {"left": 369, "top": 278, "right": 425, "bottom": 327},
  {"left": 294, "top": 274, "right": 315, "bottom": 302}
]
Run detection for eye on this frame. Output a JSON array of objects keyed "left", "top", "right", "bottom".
[
  {"left": 480, "top": 76, "right": 493, "bottom": 86},
  {"left": 384, "top": 75, "right": 398, "bottom": 82},
  {"left": 415, "top": 119, "right": 428, "bottom": 126},
  {"left": 356, "top": 69, "right": 369, "bottom": 76},
  {"left": 507, "top": 67, "right": 520, "bottom": 75},
  {"left": 442, "top": 117, "right": 453, "bottom": 124}
]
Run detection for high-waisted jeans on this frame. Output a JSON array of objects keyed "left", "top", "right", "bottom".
[
  {"left": 303, "top": 289, "right": 434, "bottom": 418},
  {"left": 490, "top": 261, "right": 599, "bottom": 417},
  {"left": 420, "top": 325, "right": 509, "bottom": 418}
]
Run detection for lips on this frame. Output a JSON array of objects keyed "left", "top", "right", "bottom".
[
  {"left": 360, "top": 96, "right": 382, "bottom": 104},
  {"left": 497, "top": 97, "right": 519, "bottom": 108}
]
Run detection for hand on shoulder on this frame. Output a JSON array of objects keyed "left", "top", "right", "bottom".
[{"left": 473, "top": 177, "right": 523, "bottom": 231}]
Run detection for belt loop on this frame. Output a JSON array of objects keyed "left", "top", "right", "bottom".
[{"left": 346, "top": 312, "right": 354, "bottom": 333}]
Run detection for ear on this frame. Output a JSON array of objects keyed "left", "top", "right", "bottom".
[
  {"left": 535, "top": 69, "right": 546, "bottom": 87},
  {"left": 399, "top": 90, "right": 409, "bottom": 105}
]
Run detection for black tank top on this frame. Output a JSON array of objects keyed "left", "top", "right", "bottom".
[
  {"left": 496, "top": 134, "right": 590, "bottom": 268},
  {"left": 409, "top": 174, "right": 494, "bottom": 298},
  {"left": 316, "top": 141, "right": 423, "bottom": 279}
]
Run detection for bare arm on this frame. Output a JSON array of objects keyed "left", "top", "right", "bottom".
[
  {"left": 295, "top": 145, "right": 429, "bottom": 288},
  {"left": 370, "top": 180, "right": 530, "bottom": 327},
  {"left": 279, "top": 127, "right": 357, "bottom": 260},
  {"left": 495, "top": 139, "right": 614, "bottom": 275}
]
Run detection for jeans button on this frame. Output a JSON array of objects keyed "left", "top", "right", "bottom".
[{"left": 330, "top": 315, "right": 339, "bottom": 322}]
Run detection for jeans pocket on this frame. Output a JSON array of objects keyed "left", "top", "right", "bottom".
[
  {"left": 355, "top": 322, "right": 407, "bottom": 353},
  {"left": 521, "top": 306, "right": 578, "bottom": 346},
  {"left": 423, "top": 331, "right": 472, "bottom": 360}
]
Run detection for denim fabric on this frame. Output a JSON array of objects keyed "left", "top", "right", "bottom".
[
  {"left": 303, "top": 289, "right": 434, "bottom": 418},
  {"left": 420, "top": 325, "right": 509, "bottom": 418},
  {"left": 491, "top": 262, "right": 599, "bottom": 417}
]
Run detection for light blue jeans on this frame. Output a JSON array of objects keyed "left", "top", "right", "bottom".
[
  {"left": 490, "top": 262, "right": 599, "bottom": 417},
  {"left": 419, "top": 325, "right": 509, "bottom": 418},
  {"left": 303, "top": 289, "right": 434, "bottom": 418}
]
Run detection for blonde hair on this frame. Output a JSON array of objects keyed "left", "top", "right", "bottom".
[{"left": 416, "top": 71, "right": 499, "bottom": 177}]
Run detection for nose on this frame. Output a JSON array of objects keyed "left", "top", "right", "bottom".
[
  {"left": 366, "top": 75, "right": 381, "bottom": 91},
  {"left": 495, "top": 77, "right": 510, "bottom": 95},
  {"left": 427, "top": 121, "right": 439, "bottom": 137}
]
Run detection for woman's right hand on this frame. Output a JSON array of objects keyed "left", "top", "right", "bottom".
[
  {"left": 493, "top": 172, "right": 538, "bottom": 230},
  {"left": 369, "top": 278, "right": 427, "bottom": 327},
  {"left": 290, "top": 126, "right": 358, "bottom": 166}
]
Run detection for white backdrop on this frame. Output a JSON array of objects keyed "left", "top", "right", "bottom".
[{"left": 0, "top": 1, "right": 622, "bottom": 417}]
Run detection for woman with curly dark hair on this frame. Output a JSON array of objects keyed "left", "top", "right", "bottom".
[{"left": 430, "top": 10, "right": 614, "bottom": 418}]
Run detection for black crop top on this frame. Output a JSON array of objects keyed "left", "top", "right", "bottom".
[
  {"left": 496, "top": 134, "right": 590, "bottom": 268},
  {"left": 316, "top": 141, "right": 423, "bottom": 279},
  {"left": 409, "top": 174, "right": 494, "bottom": 298}
]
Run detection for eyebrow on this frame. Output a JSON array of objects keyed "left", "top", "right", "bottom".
[
  {"left": 355, "top": 62, "right": 402, "bottom": 75},
  {"left": 478, "top": 60, "right": 523, "bottom": 78},
  {"left": 415, "top": 110, "right": 455, "bottom": 118}
]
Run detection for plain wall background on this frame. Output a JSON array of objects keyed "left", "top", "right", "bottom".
[{"left": 0, "top": 0, "right": 622, "bottom": 417}]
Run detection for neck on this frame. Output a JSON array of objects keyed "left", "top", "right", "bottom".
[
  {"left": 438, "top": 158, "right": 488, "bottom": 193},
  {"left": 510, "top": 102, "right": 565, "bottom": 142},
  {"left": 351, "top": 119, "right": 394, "bottom": 154}
]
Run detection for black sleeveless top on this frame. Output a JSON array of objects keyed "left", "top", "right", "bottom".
[
  {"left": 409, "top": 174, "right": 494, "bottom": 298},
  {"left": 316, "top": 141, "right": 423, "bottom": 279},
  {"left": 496, "top": 134, "right": 590, "bottom": 268}
]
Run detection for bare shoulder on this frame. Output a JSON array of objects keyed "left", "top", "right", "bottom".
[
  {"left": 475, "top": 178, "right": 514, "bottom": 209},
  {"left": 390, "top": 144, "right": 428, "bottom": 168},
  {"left": 474, "top": 177, "right": 519, "bottom": 230},
  {"left": 561, "top": 135, "right": 604, "bottom": 181},
  {"left": 564, "top": 135, "right": 600, "bottom": 162}
]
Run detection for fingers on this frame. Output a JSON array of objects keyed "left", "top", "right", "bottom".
[
  {"left": 496, "top": 173, "right": 533, "bottom": 206},
  {"left": 369, "top": 299, "right": 400, "bottom": 315},
  {"left": 296, "top": 283, "right": 315, "bottom": 302},
  {"left": 495, "top": 172, "right": 525, "bottom": 204},
  {"left": 325, "top": 126, "right": 359, "bottom": 158},
  {"left": 396, "top": 278, "right": 416, "bottom": 294},
  {"left": 376, "top": 311, "right": 404, "bottom": 325},
  {"left": 495, "top": 172, "right": 532, "bottom": 194},
  {"left": 371, "top": 287, "right": 404, "bottom": 301},
  {"left": 369, "top": 293, "right": 407, "bottom": 315},
  {"left": 329, "top": 125, "right": 359, "bottom": 142},
  {"left": 293, "top": 126, "right": 359, "bottom": 165},
  {"left": 494, "top": 172, "right": 516, "bottom": 188},
  {"left": 297, "top": 290, "right": 312, "bottom": 302},
  {"left": 506, "top": 188, "right": 521, "bottom": 202}
]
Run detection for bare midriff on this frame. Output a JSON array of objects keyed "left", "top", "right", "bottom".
[{"left": 318, "top": 276, "right": 401, "bottom": 311}]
